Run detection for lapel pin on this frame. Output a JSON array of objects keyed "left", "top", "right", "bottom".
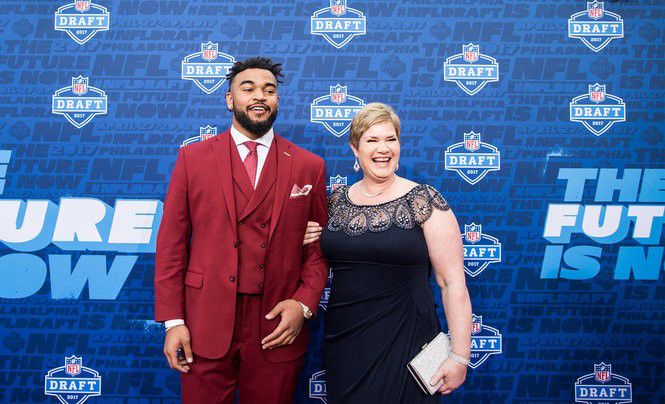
[{"left": 283, "top": 151, "right": 291, "bottom": 157}]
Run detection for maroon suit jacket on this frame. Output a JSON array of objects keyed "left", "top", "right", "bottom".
[{"left": 154, "top": 129, "right": 329, "bottom": 362}]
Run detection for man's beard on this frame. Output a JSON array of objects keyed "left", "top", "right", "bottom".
[{"left": 233, "top": 104, "right": 278, "bottom": 137}]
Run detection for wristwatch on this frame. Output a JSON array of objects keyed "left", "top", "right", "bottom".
[{"left": 298, "top": 301, "right": 313, "bottom": 319}]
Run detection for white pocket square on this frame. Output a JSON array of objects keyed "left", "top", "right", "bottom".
[{"left": 290, "top": 184, "right": 312, "bottom": 198}]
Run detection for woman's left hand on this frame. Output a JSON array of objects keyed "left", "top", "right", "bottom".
[
  {"left": 303, "top": 221, "right": 322, "bottom": 246},
  {"left": 430, "top": 358, "right": 467, "bottom": 395}
]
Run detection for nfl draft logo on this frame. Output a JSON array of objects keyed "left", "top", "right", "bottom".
[
  {"left": 462, "top": 223, "right": 501, "bottom": 277},
  {"left": 181, "top": 125, "right": 218, "bottom": 147},
  {"left": 575, "top": 363, "right": 632, "bottom": 403},
  {"left": 311, "top": 0, "right": 366, "bottom": 49},
  {"left": 327, "top": 174, "right": 347, "bottom": 193},
  {"left": 311, "top": 84, "right": 365, "bottom": 137},
  {"left": 568, "top": 1, "right": 624, "bottom": 52},
  {"left": 444, "top": 43, "right": 499, "bottom": 96},
  {"left": 466, "top": 314, "right": 502, "bottom": 369},
  {"left": 182, "top": 42, "right": 235, "bottom": 94},
  {"left": 44, "top": 355, "right": 102, "bottom": 404},
  {"left": 52, "top": 76, "right": 107, "bottom": 128},
  {"left": 309, "top": 370, "right": 327, "bottom": 403},
  {"left": 54, "top": 1, "right": 110, "bottom": 45},
  {"left": 570, "top": 83, "right": 626, "bottom": 136},
  {"left": 445, "top": 132, "right": 500, "bottom": 185}
]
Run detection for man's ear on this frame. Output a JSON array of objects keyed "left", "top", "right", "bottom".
[{"left": 225, "top": 91, "right": 233, "bottom": 111}]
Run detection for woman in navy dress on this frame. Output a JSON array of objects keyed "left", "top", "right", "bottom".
[{"left": 305, "top": 103, "right": 472, "bottom": 403}]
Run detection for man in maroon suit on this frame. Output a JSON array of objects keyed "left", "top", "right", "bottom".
[{"left": 154, "top": 57, "right": 329, "bottom": 403}]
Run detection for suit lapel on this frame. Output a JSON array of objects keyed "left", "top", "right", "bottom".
[
  {"left": 211, "top": 130, "right": 237, "bottom": 228},
  {"left": 269, "top": 135, "right": 293, "bottom": 241}
]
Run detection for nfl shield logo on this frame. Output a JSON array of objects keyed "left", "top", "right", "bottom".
[
  {"left": 201, "top": 41, "right": 218, "bottom": 62},
  {"left": 587, "top": 1, "right": 604, "bottom": 20},
  {"left": 72, "top": 76, "right": 88, "bottom": 95},
  {"left": 75, "top": 0, "right": 91, "bottom": 12},
  {"left": 330, "top": 84, "right": 347, "bottom": 104},
  {"left": 65, "top": 356, "right": 82, "bottom": 376},
  {"left": 589, "top": 83, "right": 606, "bottom": 103},
  {"left": 594, "top": 363, "right": 611, "bottom": 383},
  {"left": 199, "top": 125, "right": 217, "bottom": 141},
  {"left": 464, "top": 132, "right": 480, "bottom": 151},
  {"left": 465, "top": 223, "right": 482, "bottom": 244},
  {"left": 329, "top": 174, "right": 347, "bottom": 192},
  {"left": 471, "top": 315, "right": 482, "bottom": 334},
  {"left": 463, "top": 43, "right": 479, "bottom": 63},
  {"left": 330, "top": 0, "right": 346, "bottom": 16}
]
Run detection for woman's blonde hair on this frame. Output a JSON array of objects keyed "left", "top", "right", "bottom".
[{"left": 349, "top": 102, "right": 401, "bottom": 148}]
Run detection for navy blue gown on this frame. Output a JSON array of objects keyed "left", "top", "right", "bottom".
[{"left": 320, "top": 184, "right": 450, "bottom": 403}]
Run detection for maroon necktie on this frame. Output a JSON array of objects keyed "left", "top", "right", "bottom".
[{"left": 243, "top": 141, "right": 259, "bottom": 187}]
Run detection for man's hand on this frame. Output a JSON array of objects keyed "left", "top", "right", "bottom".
[
  {"left": 303, "top": 221, "right": 322, "bottom": 246},
  {"left": 163, "top": 325, "right": 193, "bottom": 373},
  {"left": 430, "top": 358, "right": 467, "bottom": 395},
  {"left": 261, "top": 299, "right": 305, "bottom": 350}
]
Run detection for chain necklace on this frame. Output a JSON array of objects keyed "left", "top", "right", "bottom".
[{"left": 359, "top": 177, "right": 396, "bottom": 198}]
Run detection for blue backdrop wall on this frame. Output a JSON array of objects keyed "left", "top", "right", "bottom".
[{"left": 0, "top": 0, "right": 663, "bottom": 402}]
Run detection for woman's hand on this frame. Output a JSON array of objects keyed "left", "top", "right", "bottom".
[
  {"left": 303, "top": 221, "right": 322, "bottom": 245},
  {"left": 430, "top": 358, "right": 467, "bottom": 395}
]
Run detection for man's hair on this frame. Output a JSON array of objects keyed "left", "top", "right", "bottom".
[{"left": 226, "top": 57, "right": 284, "bottom": 87}]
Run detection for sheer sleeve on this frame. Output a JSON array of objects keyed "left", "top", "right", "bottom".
[
  {"left": 328, "top": 186, "right": 346, "bottom": 214},
  {"left": 411, "top": 184, "right": 450, "bottom": 225}
]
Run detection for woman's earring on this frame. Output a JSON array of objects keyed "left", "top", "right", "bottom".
[
  {"left": 353, "top": 158, "right": 360, "bottom": 173},
  {"left": 395, "top": 163, "right": 399, "bottom": 172}
]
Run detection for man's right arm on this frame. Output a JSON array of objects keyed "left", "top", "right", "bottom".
[
  {"left": 164, "top": 319, "right": 185, "bottom": 331},
  {"left": 155, "top": 148, "right": 191, "bottom": 323},
  {"left": 155, "top": 149, "right": 194, "bottom": 372}
]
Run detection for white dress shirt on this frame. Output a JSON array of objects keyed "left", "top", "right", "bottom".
[
  {"left": 230, "top": 125, "right": 274, "bottom": 188},
  {"left": 164, "top": 125, "right": 274, "bottom": 331}
]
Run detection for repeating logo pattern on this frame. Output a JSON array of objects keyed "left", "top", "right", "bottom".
[
  {"left": 181, "top": 125, "right": 218, "bottom": 147},
  {"left": 2, "top": 0, "right": 663, "bottom": 402},
  {"left": 181, "top": 42, "right": 235, "bottom": 94},
  {"left": 462, "top": 223, "right": 502, "bottom": 277},
  {"left": 568, "top": 1, "right": 624, "bottom": 52},
  {"left": 445, "top": 132, "right": 501, "bottom": 185},
  {"left": 309, "top": 370, "right": 327, "bottom": 403},
  {"left": 311, "top": 84, "right": 365, "bottom": 137},
  {"left": 443, "top": 43, "right": 499, "bottom": 96},
  {"left": 467, "top": 314, "right": 502, "bottom": 369},
  {"left": 51, "top": 76, "right": 107, "bottom": 128},
  {"left": 326, "top": 174, "right": 348, "bottom": 193},
  {"left": 574, "top": 363, "right": 632, "bottom": 403},
  {"left": 311, "top": 0, "right": 366, "bottom": 49},
  {"left": 44, "top": 355, "right": 102, "bottom": 404},
  {"left": 570, "top": 83, "right": 626, "bottom": 136},
  {"left": 54, "top": 0, "right": 110, "bottom": 45}
]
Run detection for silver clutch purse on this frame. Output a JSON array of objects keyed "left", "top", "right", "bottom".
[{"left": 407, "top": 332, "right": 450, "bottom": 395}]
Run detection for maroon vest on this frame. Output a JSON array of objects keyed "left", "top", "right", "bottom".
[{"left": 230, "top": 141, "right": 277, "bottom": 294}]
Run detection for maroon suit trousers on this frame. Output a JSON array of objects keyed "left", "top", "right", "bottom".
[{"left": 180, "top": 295, "right": 303, "bottom": 404}]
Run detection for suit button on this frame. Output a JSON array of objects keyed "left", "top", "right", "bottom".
[
  {"left": 258, "top": 283, "right": 263, "bottom": 289},
  {"left": 229, "top": 276, "right": 235, "bottom": 282},
  {"left": 239, "top": 220, "right": 244, "bottom": 225},
  {"left": 259, "top": 264, "right": 265, "bottom": 269},
  {"left": 233, "top": 240, "right": 239, "bottom": 248},
  {"left": 261, "top": 242, "right": 267, "bottom": 248},
  {"left": 261, "top": 223, "right": 266, "bottom": 228}
]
